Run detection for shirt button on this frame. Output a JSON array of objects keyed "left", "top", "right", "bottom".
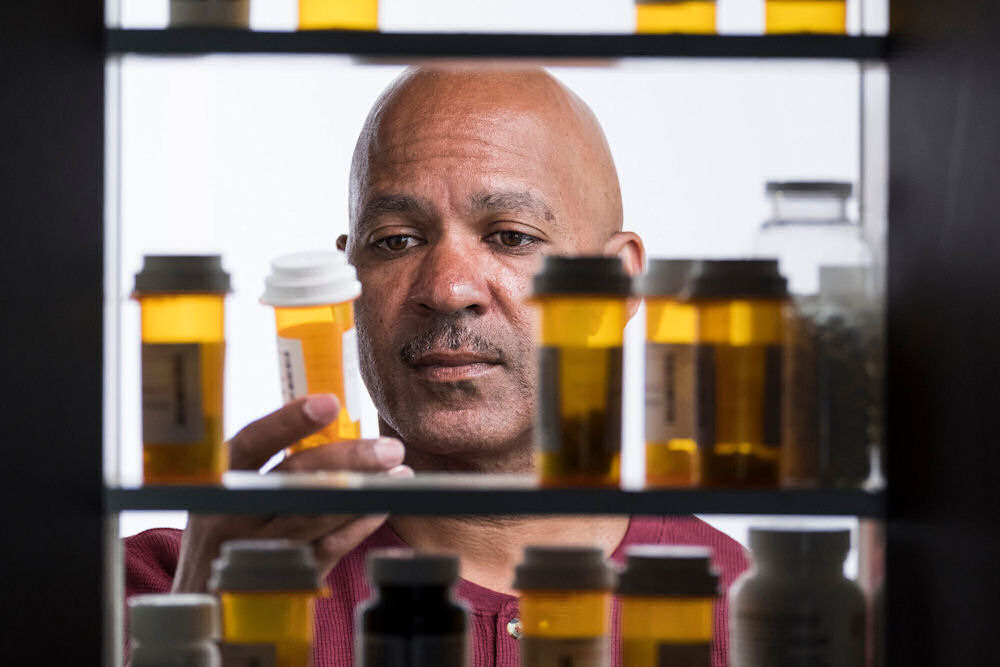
[{"left": 506, "top": 618, "right": 523, "bottom": 639}]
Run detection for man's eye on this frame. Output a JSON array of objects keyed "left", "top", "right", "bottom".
[
  {"left": 375, "top": 235, "right": 418, "bottom": 252},
  {"left": 492, "top": 230, "right": 537, "bottom": 248}
]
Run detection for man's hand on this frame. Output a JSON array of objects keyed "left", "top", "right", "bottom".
[{"left": 171, "top": 393, "right": 409, "bottom": 593}]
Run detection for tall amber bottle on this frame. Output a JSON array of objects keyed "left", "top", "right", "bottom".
[
  {"left": 635, "top": 1, "right": 717, "bottom": 34},
  {"left": 685, "top": 260, "right": 789, "bottom": 487},
  {"left": 514, "top": 546, "right": 615, "bottom": 666},
  {"left": 133, "top": 255, "right": 231, "bottom": 485},
  {"left": 617, "top": 545, "right": 719, "bottom": 666},
  {"left": 531, "top": 256, "right": 633, "bottom": 487},
  {"left": 765, "top": 0, "right": 847, "bottom": 34},
  {"left": 641, "top": 259, "right": 699, "bottom": 487}
]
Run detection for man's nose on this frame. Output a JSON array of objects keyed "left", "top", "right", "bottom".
[{"left": 408, "top": 237, "right": 489, "bottom": 317}]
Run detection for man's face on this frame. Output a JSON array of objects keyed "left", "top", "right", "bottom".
[{"left": 345, "top": 84, "right": 615, "bottom": 467}]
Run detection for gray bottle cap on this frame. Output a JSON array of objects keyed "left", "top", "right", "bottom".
[
  {"left": 208, "top": 539, "right": 322, "bottom": 592},
  {"left": 683, "top": 259, "right": 789, "bottom": 300},
  {"left": 129, "top": 593, "right": 219, "bottom": 644},
  {"left": 532, "top": 255, "right": 633, "bottom": 297},
  {"left": 749, "top": 527, "right": 851, "bottom": 561},
  {"left": 133, "top": 254, "right": 232, "bottom": 294},
  {"left": 639, "top": 259, "right": 696, "bottom": 297},
  {"left": 367, "top": 549, "right": 460, "bottom": 586},
  {"left": 616, "top": 545, "right": 720, "bottom": 597},
  {"left": 513, "top": 546, "right": 614, "bottom": 592},
  {"left": 765, "top": 181, "right": 853, "bottom": 197}
]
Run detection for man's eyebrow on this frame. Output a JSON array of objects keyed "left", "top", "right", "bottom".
[
  {"left": 357, "top": 194, "right": 436, "bottom": 231},
  {"left": 469, "top": 191, "right": 556, "bottom": 223}
]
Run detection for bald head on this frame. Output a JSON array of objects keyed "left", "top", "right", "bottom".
[{"left": 348, "top": 67, "right": 623, "bottom": 247}]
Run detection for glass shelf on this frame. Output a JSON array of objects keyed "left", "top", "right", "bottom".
[
  {"left": 105, "top": 473, "right": 886, "bottom": 516},
  {"left": 105, "top": 29, "right": 889, "bottom": 60}
]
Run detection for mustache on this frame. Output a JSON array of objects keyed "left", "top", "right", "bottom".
[{"left": 399, "top": 320, "right": 505, "bottom": 365}]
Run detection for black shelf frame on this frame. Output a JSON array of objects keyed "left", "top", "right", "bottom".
[
  {"left": 106, "top": 487, "right": 885, "bottom": 517},
  {"left": 106, "top": 28, "right": 889, "bottom": 60}
]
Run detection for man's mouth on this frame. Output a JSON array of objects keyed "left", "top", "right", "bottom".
[{"left": 408, "top": 351, "right": 502, "bottom": 382}]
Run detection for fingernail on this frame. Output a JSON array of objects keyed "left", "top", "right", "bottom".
[
  {"left": 303, "top": 394, "right": 339, "bottom": 423},
  {"left": 373, "top": 438, "right": 405, "bottom": 466},
  {"left": 387, "top": 465, "right": 415, "bottom": 478}
]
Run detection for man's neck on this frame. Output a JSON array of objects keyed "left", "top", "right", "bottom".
[{"left": 387, "top": 514, "right": 630, "bottom": 595}]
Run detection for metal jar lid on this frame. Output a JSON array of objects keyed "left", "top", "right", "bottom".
[
  {"left": 208, "top": 539, "right": 323, "bottom": 593},
  {"left": 367, "top": 549, "right": 460, "bottom": 586},
  {"left": 749, "top": 527, "right": 851, "bottom": 562},
  {"left": 532, "top": 255, "right": 633, "bottom": 297},
  {"left": 133, "top": 254, "right": 232, "bottom": 294},
  {"left": 513, "top": 546, "right": 614, "bottom": 592},
  {"left": 128, "top": 593, "right": 220, "bottom": 645},
  {"left": 683, "top": 259, "right": 789, "bottom": 300},
  {"left": 638, "top": 259, "right": 696, "bottom": 297},
  {"left": 615, "top": 545, "right": 719, "bottom": 597},
  {"left": 765, "top": 181, "right": 853, "bottom": 197}
]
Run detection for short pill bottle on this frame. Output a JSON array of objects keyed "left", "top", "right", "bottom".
[
  {"left": 617, "top": 545, "right": 719, "bottom": 667},
  {"left": 261, "top": 250, "right": 363, "bottom": 455},
  {"left": 683, "top": 259, "right": 790, "bottom": 487},
  {"left": 640, "top": 259, "right": 699, "bottom": 487},
  {"left": 299, "top": 0, "right": 377, "bottom": 30},
  {"left": 169, "top": 0, "right": 250, "bottom": 27},
  {"left": 531, "top": 256, "right": 633, "bottom": 487},
  {"left": 635, "top": 1, "right": 717, "bottom": 35},
  {"left": 209, "top": 539, "right": 324, "bottom": 667},
  {"left": 133, "top": 255, "right": 231, "bottom": 485},
  {"left": 729, "top": 528, "right": 866, "bottom": 667},
  {"left": 128, "top": 593, "right": 221, "bottom": 667},
  {"left": 357, "top": 549, "right": 469, "bottom": 667},
  {"left": 765, "top": 0, "right": 847, "bottom": 34},
  {"left": 513, "top": 545, "right": 614, "bottom": 666}
]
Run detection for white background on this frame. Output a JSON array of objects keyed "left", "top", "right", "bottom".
[{"left": 112, "top": 0, "right": 886, "bottom": 575}]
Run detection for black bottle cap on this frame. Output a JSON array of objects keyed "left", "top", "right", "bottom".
[
  {"left": 512, "top": 546, "right": 614, "bottom": 592},
  {"left": 765, "top": 181, "right": 853, "bottom": 197},
  {"left": 683, "top": 259, "right": 789, "bottom": 300},
  {"left": 367, "top": 549, "right": 460, "bottom": 586},
  {"left": 639, "top": 259, "right": 696, "bottom": 297},
  {"left": 134, "top": 254, "right": 232, "bottom": 294},
  {"left": 532, "top": 255, "right": 633, "bottom": 297},
  {"left": 615, "top": 545, "right": 720, "bottom": 597}
]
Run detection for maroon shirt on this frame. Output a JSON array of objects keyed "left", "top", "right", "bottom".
[{"left": 126, "top": 515, "right": 748, "bottom": 666}]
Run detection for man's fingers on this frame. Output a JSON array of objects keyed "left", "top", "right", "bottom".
[
  {"left": 228, "top": 395, "right": 340, "bottom": 470},
  {"left": 274, "top": 437, "right": 406, "bottom": 474},
  {"left": 312, "top": 515, "right": 391, "bottom": 574}
]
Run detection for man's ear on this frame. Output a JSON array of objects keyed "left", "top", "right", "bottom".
[
  {"left": 337, "top": 234, "right": 348, "bottom": 251},
  {"left": 603, "top": 231, "right": 646, "bottom": 319}
]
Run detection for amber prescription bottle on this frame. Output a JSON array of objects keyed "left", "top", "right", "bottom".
[
  {"left": 357, "top": 549, "right": 469, "bottom": 667},
  {"left": 514, "top": 545, "right": 614, "bottom": 667},
  {"left": 134, "top": 255, "right": 231, "bottom": 485},
  {"left": 730, "top": 528, "right": 865, "bottom": 667},
  {"left": 765, "top": 0, "right": 847, "bottom": 35},
  {"left": 299, "top": 0, "right": 377, "bottom": 30},
  {"left": 169, "top": 0, "right": 249, "bottom": 28},
  {"left": 635, "top": 1, "right": 716, "bottom": 35},
  {"left": 531, "top": 256, "right": 632, "bottom": 487},
  {"left": 617, "top": 545, "right": 719, "bottom": 667},
  {"left": 129, "top": 593, "right": 221, "bottom": 667},
  {"left": 261, "top": 250, "right": 363, "bottom": 454},
  {"left": 685, "top": 260, "right": 789, "bottom": 487},
  {"left": 209, "top": 539, "right": 324, "bottom": 667},
  {"left": 641, "top": 259, "right": 699, "bottom": 487}
]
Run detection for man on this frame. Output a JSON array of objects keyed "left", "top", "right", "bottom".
[{"left": 127, "top": 67, "right": 748, "bottom": 666}]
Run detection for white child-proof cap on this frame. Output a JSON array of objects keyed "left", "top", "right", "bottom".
[{"left": 261, "top": 250, "right": 362, "bottom": 307}]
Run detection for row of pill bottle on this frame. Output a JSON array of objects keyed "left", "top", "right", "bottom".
[
  {"left": 167, "top": 0, "right": 378, "bottom": 30},
  {"left": 643, "top": 259, "right": 791, "bottom": 488},
  {"left": 135, "top": 251, "right": 363, "bottom": 485},
  {"left": 513, "top": 545, "right": 720, "bottom": 667},
  {"left": 635, "top": 1, "right": 847, "bottom": 35}
]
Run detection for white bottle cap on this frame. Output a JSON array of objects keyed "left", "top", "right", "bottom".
[
  {"left": 261, "top": 250, "right": 362, "bottom": 307},
  {"left": 128, "top": 593, "right": 220, "bottom": 645}
]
